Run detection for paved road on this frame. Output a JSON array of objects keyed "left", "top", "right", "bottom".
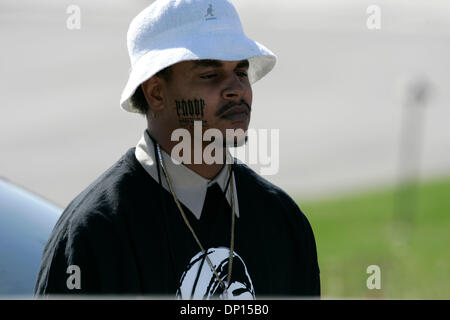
[{"left": 1, "top": 0, "right": 450, "bottom": 206}]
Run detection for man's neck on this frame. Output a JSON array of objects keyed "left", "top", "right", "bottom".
[
  {"left": 183, "top": 162, "right": 225, "bottom": 180},
  {"left": 148, "top": 129, "right": 227, "bottom": 180}
]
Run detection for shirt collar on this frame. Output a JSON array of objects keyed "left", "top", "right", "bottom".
[{"left": 135, "top": 130, "right": 239, "bottom": 220}]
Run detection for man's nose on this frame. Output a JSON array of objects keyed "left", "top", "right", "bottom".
[{"left": 222, "top": 74, "right": 246, "bottom": 100}]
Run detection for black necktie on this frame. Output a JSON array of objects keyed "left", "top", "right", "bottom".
[{"left": 201, "top": 183, "right": 231, "bottom": 219}]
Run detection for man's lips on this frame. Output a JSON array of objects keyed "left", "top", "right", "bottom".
[{"left": 220, "top": 105, "right": 250, "bottom": 121}]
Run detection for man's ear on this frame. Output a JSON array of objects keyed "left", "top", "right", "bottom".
[{"left": 141, "top": 76, "right": 165, "bottom": 113}]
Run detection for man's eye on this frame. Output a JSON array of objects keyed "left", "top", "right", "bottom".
[
  {"left": 200, "top": 74, "right": 217, "bottom": 79},
  {"left": 236, "top": 71, "right": 248, "bottom": 77}
]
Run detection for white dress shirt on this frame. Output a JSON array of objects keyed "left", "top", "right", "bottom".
[{"left": 135, "top": 130, "right": 240, "bottom": 220}]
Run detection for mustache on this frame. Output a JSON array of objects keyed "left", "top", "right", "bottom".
[{"left": 215, "top": 100, "right": 251, "bottom": 117}]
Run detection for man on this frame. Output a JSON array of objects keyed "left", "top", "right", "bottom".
[{"left": 35, "top": 0, "right": 320, "bottom": 299}]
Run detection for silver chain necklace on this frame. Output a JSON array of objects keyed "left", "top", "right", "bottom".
[{"left": 156, "top": 143, "right": 236, "bottom": 298}]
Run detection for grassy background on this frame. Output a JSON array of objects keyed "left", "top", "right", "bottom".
[{"left": 299, "top": 175, "right": 450, "bottom": 299}]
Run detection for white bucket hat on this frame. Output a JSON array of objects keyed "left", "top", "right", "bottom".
[{"left": 120, "top": 0, "right": 277, "bottom": 113}]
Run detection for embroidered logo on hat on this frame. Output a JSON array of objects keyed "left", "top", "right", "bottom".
[{"left": 205, "top": 4, "right": 217, "bottom": 20}]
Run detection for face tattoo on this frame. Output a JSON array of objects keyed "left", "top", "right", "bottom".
[{"left": 175, "top": 98, "right": 207, "bottom": 128}]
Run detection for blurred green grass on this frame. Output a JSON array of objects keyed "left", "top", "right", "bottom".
[{"left": 299, "top": 176, "right": 450, "bottom": 299}]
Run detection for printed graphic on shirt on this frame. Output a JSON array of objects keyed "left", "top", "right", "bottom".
[{"left": 176, "top": 247, "right": 255, "bottom": 300}]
